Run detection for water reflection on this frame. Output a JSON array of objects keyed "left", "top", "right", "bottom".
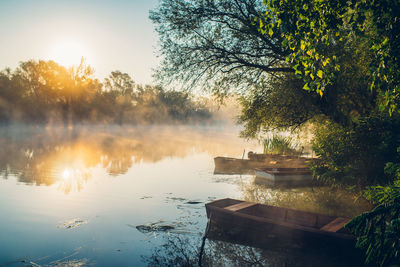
[
  {"left": 144, "top": 233, "right": 363, "bottom": 267},
  {"left": 239, "top": 177, "right": 372, "bottom": 218},
  {"left": 0, "top": 126, "right": 258, "bottom": 193}
]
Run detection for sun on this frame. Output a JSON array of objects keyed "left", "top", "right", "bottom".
[
  {"left": 48, "top": 40, "right": 91, "bottom": 67},
  {"left": 62, "top": 168, "right": 71, "bottom": 180}
]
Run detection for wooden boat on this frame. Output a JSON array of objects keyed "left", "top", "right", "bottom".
[
  {"left": 205, "top": 198, "right": 354, "bottom": 248},
  {"left": 254, "top": 167, "right": 313, "bottom": 186},
  {"left": 213, "top": 157, "right": 266, "bottom": 174},
  {"left": 214, "top": 155, "right": 314, "bottom": 175}
]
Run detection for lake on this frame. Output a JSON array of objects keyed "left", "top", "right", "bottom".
[{"left": 0, "top": 126, "right": 371, "bottom": 266}]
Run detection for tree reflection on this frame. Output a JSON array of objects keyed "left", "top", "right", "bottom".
[
  {"left": 143, "top": 233, "right": 363, "bottom": 267},
  {"left": 0, "top": 126, "right": 258, "bottom": 193},
  {"left": 239, "top": 178, "right": 373, "bottom": 218},
  {"left": 143, "top": 234, "right": 273, "bottom": 267}
]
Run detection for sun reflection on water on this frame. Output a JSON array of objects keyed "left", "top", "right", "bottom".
[
  {"left": 53, "top": 151, "right": 95, "bottom": 194},
  {"left": 0, "top": 126, "right": 261, "bottom": 194},
  {"left": 56, "top": 166, "right": 91, "bottom": 194}
]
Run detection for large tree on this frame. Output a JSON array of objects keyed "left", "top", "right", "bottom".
[
  {"left": 151, "top": 0, "right": 378, "bottom": 132},
  {"left": 150, "top": 0, "right": 292, "bottom": 95}
]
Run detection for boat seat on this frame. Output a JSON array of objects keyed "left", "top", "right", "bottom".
[
  {"left": 225, "top": 202, "right": 257, "bottom": 212},
  {"left": 320, "top": 217, "right": 349, "bottom": 232}
]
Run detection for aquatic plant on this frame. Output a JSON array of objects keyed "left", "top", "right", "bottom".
[{"left": 262, "top": 135, "right": 303, "bottom": 156}]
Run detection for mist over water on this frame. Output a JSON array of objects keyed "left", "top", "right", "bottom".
[
  {"left": 0, "top": 124, "right": 252, "bottom": 190},
  {"left": 0, "top": 125, "right": 371, "bottom": 266}
]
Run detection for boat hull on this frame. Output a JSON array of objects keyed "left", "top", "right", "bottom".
[
  {"left": 213, "top": 157, "right": 266, "bottom": 174},
  {"left": 205, "top": 198, "right": 354, "bottom": 248},
  {"left": 214, "top": 156, "right": 314, "bottom": 175},
  {"left": 254, "top": 168, "right": 313, "bottom": 187}
]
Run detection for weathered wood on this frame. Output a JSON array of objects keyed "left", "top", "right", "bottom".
[
  {"left": 205, "top": 198, "right": 354, "bottom": 248},
  {"left": 320, "top": 217, "right": 349, "bottom": 232},
  {"left": 225, "top": 202, "right": 257, "bottom": 212},
  {"left": 213, "top": 156, "right": 314, "bottom": 175}
]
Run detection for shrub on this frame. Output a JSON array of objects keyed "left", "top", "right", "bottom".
[{"left": 311, "top": 114, "right": 400, "bottom": 186}]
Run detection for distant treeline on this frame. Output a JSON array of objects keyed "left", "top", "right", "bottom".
[{"left": 0, "top": 60, "right": 212, "bottom": 125}]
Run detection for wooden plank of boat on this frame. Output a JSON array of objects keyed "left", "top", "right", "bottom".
[
  {"left": 213, "top": 156, "right": 314, "bottom": 175},
  {"left": 205, "top": 198, "right": 353, "bottom": 247},
  {"left": 254, "top": 167, "right": 313, "bottom": 182},
  {"left": 224, "top": 201, "right": 257, "bottom": 212},
  {"left": 320, "top": 217, "right": 350, "bottom": 232}
]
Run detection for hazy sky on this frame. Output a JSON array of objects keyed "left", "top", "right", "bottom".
[{"left": 0, "top": 0, "right": 159, "bottom": 84}]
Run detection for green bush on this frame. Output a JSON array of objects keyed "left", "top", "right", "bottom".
[
  {"left": 346, "top": 171, "right": 400, "bottom": 266},
  {"left": 313, "top": 117, "right": 400, "bottom": 265},
  {"left": 346, "top": 195, "right": 400, "bottom": 266},
  {"left": 311, "top": 114, "right": 400, "bottom": 186}
]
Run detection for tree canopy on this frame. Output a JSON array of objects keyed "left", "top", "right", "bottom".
[
  {"left": 0, "top": 60, "right": 212, "bottom": 125},
  {"left": 150, "top": 0, "right": 388, "bottom": 135},
  {"left": 150, "top": 0, "right": 293, "bottom": 95},
  {"left": 259, "top": 0, "right": 400, "bottom": 113}
]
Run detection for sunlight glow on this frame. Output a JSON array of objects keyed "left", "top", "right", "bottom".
[
  {"left": 48, "top": 40, "right": 91, "bottom": 67},
  {"left": 62, "top": 169, "right": 71, "bottom": 180},
  {"left": 58, "top": 166, "right": 90, "bottom": 194}
]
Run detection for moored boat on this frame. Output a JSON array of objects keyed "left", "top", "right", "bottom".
[
  {"left": 213, "top": 157, "right": 267, "bottom": 174},
  {"left": 254, "top": 167, "right": 313, "bottom": 185},
  {"left": 205, "top": 198, "right": 354, "bottom": 248},
  {"left": 213, "top": 155, "right": 314, "bottom": 175}
]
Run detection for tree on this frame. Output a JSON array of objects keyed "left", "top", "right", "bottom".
[
  {"left": 258, "top": 0, "right": 400, "bottom": 113},
  {"left": 238, "top": 74, "right": 318, "bottom": 138},
  {"left": 151, "top": 0, "right": 378, "bottom": 132},
  {"left": 0, "top": 68, "right": 23, "bottom": 122},
  {"left": 103, "top": 71, "right": 135, "bottom": 125},
  {"left": 61, "top": 58, "right": 101, "bottom": 124},
  {"left": 150, "top": 0, "right": 293, "bottom": 95},
  {"left": 11, "top": 60, "right": 71, "bottom": 122},
  {"left": 0, "top": 59, "right": 101, "bottom": 124},
  {"left": 104, "top": 71, "right": 135, "bottom": 96}
]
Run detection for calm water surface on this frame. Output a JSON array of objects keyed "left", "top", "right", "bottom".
[{"left": 0, "top": 126, "right": 371, "bottom": 266}]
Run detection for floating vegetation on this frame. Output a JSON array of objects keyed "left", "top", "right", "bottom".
[
  {"left": 58, "top": 218, "right": 88, "bottom": 229},
  {"left": 15, "top": 247, "right": 94, "bottom": 267},
  {"left": 185, "top": 201, "right": 202, "bottom": 204},
  {"left": 132, "top": 218, "right": 198, "bottom": 236},
  {"left": 48, "top": 258, "right": 92, "bottom": 267},
  {"left": 134, "top": 222, "right": 175, "bottom": 234}
]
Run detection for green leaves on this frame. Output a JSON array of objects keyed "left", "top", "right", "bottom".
[
  {"left": 268, "top": 27, "right": 274, "bottom": 37},
  {"left": 259, "top": 0, "right": 399, "bottom": 106},
  {"left": 346, "top": 195, "right": 400, "bottom": 266},
  {"left": 258, "top": 0, "right": 346, "bottom": 96}
]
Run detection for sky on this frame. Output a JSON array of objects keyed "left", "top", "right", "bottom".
[{"left": 0, "top": 0, "right": 160, "bottom": 85}]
